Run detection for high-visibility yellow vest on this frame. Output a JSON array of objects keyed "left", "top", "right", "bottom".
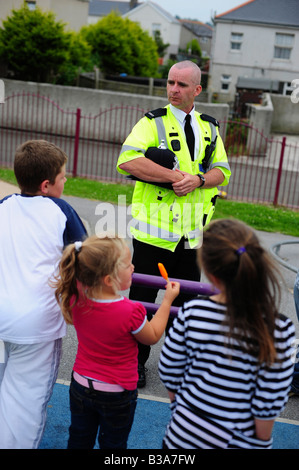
[{"left": 117, "top": 105, "right": 231, "bottom": 252}]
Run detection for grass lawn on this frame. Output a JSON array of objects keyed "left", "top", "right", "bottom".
[{"left": 1, "top": 168, "right": 298, "bottom": 237}]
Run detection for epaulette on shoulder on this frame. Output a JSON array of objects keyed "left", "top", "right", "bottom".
[
  {"left": 145, "top": 108, "right": 167, "bottom": 119},
  {"left": 200, "top": 113, "right": 219, "bottom": 127}
]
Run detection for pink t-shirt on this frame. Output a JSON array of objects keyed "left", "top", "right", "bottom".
[{"left": 72, "top": 296, "right": 147, "bottom": 390}]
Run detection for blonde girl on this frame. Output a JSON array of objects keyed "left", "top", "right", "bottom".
[{"left": 54, "top": 235, "right": 179, "bottom": 449}]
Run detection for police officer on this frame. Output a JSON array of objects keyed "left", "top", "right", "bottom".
[{"left": 117, "top": 61, "right": 231, "bottom": 387}]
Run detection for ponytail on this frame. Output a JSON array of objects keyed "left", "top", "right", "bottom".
[
  {"left": 54, "top": 244, "right": 80, "bottom": 324},
  {"left": 199, "top": 219, "right": 281, "bottom": 365},
  {"left": 54, "top": 235, "right": 128, "bottom": 324}
]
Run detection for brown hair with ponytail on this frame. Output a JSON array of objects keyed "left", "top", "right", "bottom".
[
  {"left": 54, "top": 235, "right": 128, "bottom": 324},
  {"left": 199, "top": 219, "right": 282, "bottom": 365}
]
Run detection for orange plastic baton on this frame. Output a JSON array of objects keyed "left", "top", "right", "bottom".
[{"left": 158, "top": 263, "right": 169, "bottom": 282}]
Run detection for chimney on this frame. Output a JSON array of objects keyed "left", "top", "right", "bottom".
[{"left": 130, "top": 0, "right": 138, "bottom": 9}]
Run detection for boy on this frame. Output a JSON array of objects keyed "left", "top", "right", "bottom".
[{"left": 0, "top": 140, "right": 87, "bottom": 448}]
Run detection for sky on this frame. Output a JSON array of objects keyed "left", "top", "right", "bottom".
[
  {"left": 156, "top": 0, "right": 245, "bottom": 23},
  {"left": 115, "top": 1, "right": 247, "bottom": 24}
]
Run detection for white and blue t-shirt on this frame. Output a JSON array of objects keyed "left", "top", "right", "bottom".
[{"left": 0, "top": 194, "right": 87, "bottom": 343}]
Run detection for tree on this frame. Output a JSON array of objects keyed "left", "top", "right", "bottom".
[
  {"left": 0, "top": 2, "right": 91, "bottom": 83},
  {"left": 81, "top": 12, "right": 159, "bottom": 77},
  {"left": 153, "top": 30, "right": 169, "bottom": 58},
  {"left": 55, "top": 31, "right": 92, "bottom": 85},
  {"left": 185, "top": 39, "right": 202, "bottom": 58}
]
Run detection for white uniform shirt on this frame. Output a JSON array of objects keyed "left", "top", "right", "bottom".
[
  {"left": 169, "top": 104, "right": 200, "bottom": 160},
  {"left": 0, "top": 194, "right": 86, "bottom": 343}
]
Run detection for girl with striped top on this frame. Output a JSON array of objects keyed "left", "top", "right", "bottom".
[{"left": 159, "top": 219, "right": 295, "bottom": 449}]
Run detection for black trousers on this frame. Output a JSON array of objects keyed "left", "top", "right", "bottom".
[{"left": 129, "top": 238, "right": 201, "bottom": 365}]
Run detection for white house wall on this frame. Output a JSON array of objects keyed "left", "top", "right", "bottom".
[
  {"left": 0, "top": 0, "right": 89, "bottom": 31},
  {"left": 124, "top": 4, "right": 181, "bottom": 58}
]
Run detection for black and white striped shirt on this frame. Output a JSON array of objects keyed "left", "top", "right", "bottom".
[{"left": 159, "top": 297, "right": 295, "bottom": 449}]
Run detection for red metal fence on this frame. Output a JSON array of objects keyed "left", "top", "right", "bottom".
[
  {"left": 223, "top": 121, "right": 299, "bottom": 209},
  {"left": 0, "top": 92, "right": 298, "bottom": 209}
]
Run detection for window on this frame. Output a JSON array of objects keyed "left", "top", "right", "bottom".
[
  {"left": 200, "top": 37, "right": 208, "bottom": 44},
  {"left": 152, "top": 23, "right": 161, "bottom": 35},
  {"left": 274, "top": 33, "right": 294, "bottom": 59},
  {"left": 26, "top": 1, "right": 36, "bottom": 10},
  {"left": 230, "top": 33, "right": 243, "bottom": 50},
  {"left": 221, "top": 74, "right": 231, "bottom": 91}
]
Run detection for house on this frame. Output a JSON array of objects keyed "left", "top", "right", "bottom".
[
  {"left": 90, "top": 1, "right": 210, "bottom": 62},
  {"left": 88, "top": 0, "right": 140, "bottom": 24},
  {"left": 122, "top": 1, "right": 182, "bottom": 60},
  {"left": 234, "top": 76, "right": 279, "bottom": 116},
  {"left": 179, "top": 19, "right": 213, "bottom": 58},
  {"left": 209, "top": 0, "right": 299, "bottom": 106},
  {"left": 124, "top": 1, "right": 213, "bottom": 62},
  {"left": 0, "top": 0, "right": 89, "bottom": 31}
]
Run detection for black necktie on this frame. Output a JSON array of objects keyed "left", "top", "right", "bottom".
[{"left": 184, "top": 114, "right": 195, "bottom": 160}]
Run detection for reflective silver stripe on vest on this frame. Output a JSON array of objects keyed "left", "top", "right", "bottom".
[
  {"left": 120, "top": 144, "right": 146, "bottom": 155},
  {"left": 210, "top": 161, "right": 231, "bottom": 171},
  {"left": 206, "top": 122, "right": 217, "bottom": 171},
  {"left": 155, "top": 117, "right": 168, "bottom": 147},
  {"left": 134, "top": 221, "right": 202, "bottom": 243},
  {"left": 134, "top": 220, "right": 181, "bottom": 242},
  {"left": 209, "top": 121, "right": 217, "bottom": 143}
]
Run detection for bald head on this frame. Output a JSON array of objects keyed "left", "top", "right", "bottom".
[
  {"left": 167, "top": 61, "right": 202, "bottom": 113},
  {"left": 169, "top": 61, "right": 201, "bottom": 86}
]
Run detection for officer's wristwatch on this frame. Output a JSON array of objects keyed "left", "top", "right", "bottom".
[{"left": 197, "top": 174, "right": 205, "bottom": 188}]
